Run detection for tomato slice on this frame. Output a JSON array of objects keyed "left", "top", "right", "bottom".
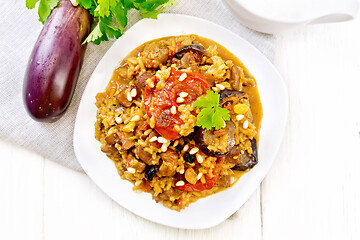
[
  {"left": 144, "top": 68, "right": 210, "bottom": 140},
  {"left": 176, "top": 157, "right": 225, "bottom": 192},
  {"left": 176, "top": 176, "right": 217, "bottom": 192}
]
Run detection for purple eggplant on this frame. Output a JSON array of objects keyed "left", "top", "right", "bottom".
[
  {"left": 172, "top": 44, "right": 206, "bottom": 60},
  {"left": 23, "top": 0, "right": 92, "bottom": 122},
  {"left": 193, "top": 120, "right": 236, "bottom": 157}
]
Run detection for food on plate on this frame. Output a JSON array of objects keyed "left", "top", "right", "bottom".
[
  {"left": 95, "top": 35, "right": 262, "bottom": 210},
  {"left": 23, "top": 0, "right": 92, "bottom": 122}
]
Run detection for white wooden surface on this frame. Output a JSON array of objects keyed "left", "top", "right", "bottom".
[{"left": 1, "top": 18, "right": 360, "bottom": 240}]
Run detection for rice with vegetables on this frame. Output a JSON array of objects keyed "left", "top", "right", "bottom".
[{"left": 95, "top": 35, "right": 262, "bottom": 211}]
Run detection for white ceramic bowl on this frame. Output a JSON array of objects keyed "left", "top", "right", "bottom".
[
  {"left": 73, "top": 14, "right": 288, "bottom": 229},
  {"left": 223, "top": 0, "right": 359, "bottom": 34}
]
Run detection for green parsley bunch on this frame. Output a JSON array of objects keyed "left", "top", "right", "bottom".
[{"left": 26, "top": 0, "right": 178, "bottom": 44}]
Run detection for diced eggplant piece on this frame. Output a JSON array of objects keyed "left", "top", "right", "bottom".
[
  {"left": 159, "top": 148, "right": 179, "bottom": 163},
  {"left": 219, "top": 90, "right": 247, "bottom": 107},
  {"left": 215, "top": 175, "right": 232, "bottom": 188},
  {"left": 158, "top": 149, "right": 178, "bottom": 177},
  {"left": 146, "top": 131, "right": 161, "bottom": 149},
  {"left": 232, "top": 138, "right": 258, "bottom": 171},
  {"left": 213, "top": 127, "right": 229, "bottom": 137},
  {"left": 116, "top": 88, "right": 132, "bottom": 107},
  {"left": 172, "top": 44, "right": 205, "bottom": 61},
  {"left": 135, "top": 145, "right": 153, "bottom": 165},
  {"left": 219, "top": 90, "right": 258, "bottom": 170},
  {"left": 105, "top": 133, "right": 118, "bottom": 145},
  {"left": 126, "top": 153, "right": 146, "bottom": 172},
  {"left": 224, "top": 145, "right": 241, "bottom": 165},
  {"left": 178, "top": 52, "right": 199, "bottom": 71},
  {"left": 134, "top": 72, "right": 153, "bottom": 91},
  {"left": 101, "top": 144, "right": 116, "bottom": 154},
  {"left": 138, "top": 119, "right": 150, "bottom": 131},
  {"left": 143, "top": 46, "right": 169, "bottom": 69},
  {"left": 193, "top": 91, "right": 249, "bottom": 157},
  {"left": 116, "top": 130, "right": 135, "bottom": 150},
  {"left": 193, "top": 120, "right": 236, "bottom": 157},
  {"left": 171, "top": 44, "right": 204, "bottom": 71}
]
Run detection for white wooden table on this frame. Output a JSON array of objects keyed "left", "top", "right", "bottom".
[{"left": 1, "top": 18, "right": 360, "bottom": 240}]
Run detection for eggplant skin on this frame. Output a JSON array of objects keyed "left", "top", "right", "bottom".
[
  {"left": 172, "top": 44, "right": 206, "bottom": 60},
  {"left": 193, "top": 121, "right": 236, "bottom": 157},
  {"left": 232, "top": 138, "right": 258, "bottom": 171},
  {"left": 23, "top": 0, "right": 91, "bottom": 122}
]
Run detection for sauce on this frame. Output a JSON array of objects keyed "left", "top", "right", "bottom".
[
  {"left": 98, "top": 35, "right": 263, "bottom": 210},
  {"left": 120, "top": 35, "right": 263, "bottom": 138}
]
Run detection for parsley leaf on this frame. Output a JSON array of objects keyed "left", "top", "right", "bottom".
[
  {"left": 83, "top": 22, "right": 103, "bottom": 44},
  {"left": 136, "top": 0, "right": 178, "bottom": 19},
  {"left": 26, "top": 0, "right": 40, "bottom": 9},
  {"left": 38, "top": 0, "right": 59, "bottom": 24},
  {"left": 195, "top": 107, "right": 215, "bottom": 130},
  {"left": 193, "top": 90, "right": 219, "bottom": 108},
  {"left": 111, "top": 2, "right": 128, "bottom": 33},
  {"left": 77, "top": 0, "right": 94, "bottom": 10},
  {"left": 94, "top": 0, "right": 110, "bottom": 17},
  {"left": 27, "top": 0, "right": 177, "bottom": 44},
  {"left": 193, "top": 90, "right": 230, "bottom": 130}
]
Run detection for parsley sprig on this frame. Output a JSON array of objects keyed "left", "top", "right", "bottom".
[
  {"left": 26, "top": 0, "right": 178, "bottom": 44},
  {"left": 193, "top": 90, "right": 230, "bottom": 130}
]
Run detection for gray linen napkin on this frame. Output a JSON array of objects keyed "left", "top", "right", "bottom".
[{"left": 0, "top": 0, "right": 274, "bottom": 171}]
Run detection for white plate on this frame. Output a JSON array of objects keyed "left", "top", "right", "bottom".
[{"left": 73, "top": 14, "right": 288, "bottom": 229}]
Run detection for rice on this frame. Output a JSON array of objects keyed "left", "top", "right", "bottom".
[{"left": 95, "top": 34, "right": 262, "bottom": 211}]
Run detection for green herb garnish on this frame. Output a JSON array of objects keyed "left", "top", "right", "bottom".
[
  {"left": 26, "top": 0, "right": 178, "bottom": 44},
  {"left": 26, "top": 0, "right": 58, "bottom": 23},
  {"left": 193, "top": 90, "right": 230, "bottom": 130}
]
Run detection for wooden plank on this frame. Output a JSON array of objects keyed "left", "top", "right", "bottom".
[
  {"left": 43, "top": 159, "right": 115, "bottom": 240},
  {"left": 42, "top": 157, "right": 262, "bottom": 239},
  {"left": 109, "top": 188, "right": 261, "bottom": 240},
  {"left": 0, "top": 141, "right": 44, "bottom": 240},
  {"left": 261, "top": 19, "right": 360, "bottom": 240}
]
